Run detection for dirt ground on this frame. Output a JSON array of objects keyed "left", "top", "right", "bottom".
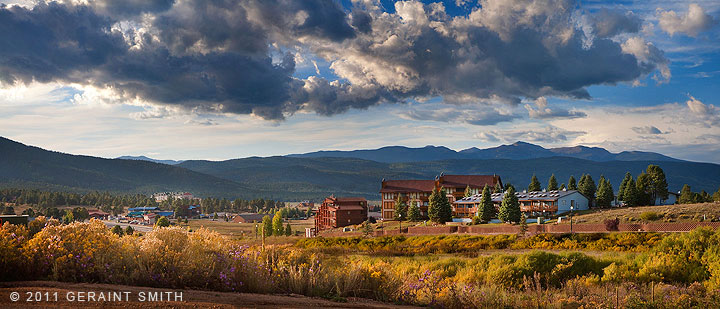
[{"left": 0, "top": 281, "right": 413, "bottom": 308}]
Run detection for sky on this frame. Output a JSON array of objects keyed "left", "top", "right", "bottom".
[{"left": 0, "top": 0, "right": 719, "bottom": 163}]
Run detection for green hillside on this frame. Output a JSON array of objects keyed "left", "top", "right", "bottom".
[
  {"left": 0, "top": 137, "right": 259, "bottom": 198},
  {"left": 179, "top": 156, "right": 720, "bottom": 201}
]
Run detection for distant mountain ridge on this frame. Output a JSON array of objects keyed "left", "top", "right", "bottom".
[
  {"left": 288, "top": 141, "right": 682, "bottom": 163},
  {"left": 116, "top": 155, "right": 184, "bottom": 165},
  {"left": 2, "top": 136, "right": 715, "bottom": 201}
]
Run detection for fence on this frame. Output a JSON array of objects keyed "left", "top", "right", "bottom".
[{"left": 318, "top": 221, "right": 720, "bottom": 237}]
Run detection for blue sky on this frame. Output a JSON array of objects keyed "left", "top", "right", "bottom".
[{"left": 0, "top": 0, "right": 719, "bottom": 163}]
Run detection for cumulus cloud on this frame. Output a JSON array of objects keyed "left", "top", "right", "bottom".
[
  {"left": 658, "top": 4, "right": 717, "bottom": 37},
  {"left": 403, "top": 105, "right": 521, "bottom": 126},
  {"left": 0, "top": 0, "right": 670, "bottom": 121},
  {"left": 685, "top": 95, "right": 719, "bottom": 126},
  {"left": 621, "top": 37, "right": 671, "bottom": 82},
  {"left": 590, "top": 9, "right": 642, "bottom": 38},
  {"left": 474, "top": 126, "right": 585, "bottom": 143},
  {"left": 631, "top": 126, "right": 664, "bottom": 135},
  {"left": 524, "top": 97, "right": 586, "bottom": 119}
]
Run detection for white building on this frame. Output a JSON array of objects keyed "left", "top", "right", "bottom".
[
  {"left": 153, "top": 192, "right": 194, "bottom": 202},
  {"left": 454, "top": 189, "right": 589, "bottom": 217}
]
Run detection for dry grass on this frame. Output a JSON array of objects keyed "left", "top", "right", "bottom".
[
  {"left": 185, "top": 217, "right": 314, "bottom": 240},
  {"left": 570, "top": 202, "right": 720, "bottom": 224}
]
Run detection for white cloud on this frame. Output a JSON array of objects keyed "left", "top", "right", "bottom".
[
  {"left": 657, "top": 3, "right": 717, "bottom": 37},
  {"left": 524, "top": 97, "right": 586, "bottom": 119}
]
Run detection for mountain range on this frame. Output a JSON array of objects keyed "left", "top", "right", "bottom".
[
  {"left": 287, "top": 141, "right": 681, "bottom": 163},
  {"left": 116, "top": 155, "right": 184, "bottom": 165},
  {"left": 1, "top": 136, "right": 718, "bottom": 201}
]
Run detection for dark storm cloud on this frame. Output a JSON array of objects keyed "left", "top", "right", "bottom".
[
  {"left": 0, "top": 0, "right": 670, "bottom": 121},
  {"left": 590, "top": 9, "right": 642, "bottom": 38}
]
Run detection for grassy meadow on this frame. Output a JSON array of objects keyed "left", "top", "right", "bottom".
[{"left": 4, "top": 217, "right": 720, "bottom": 308}]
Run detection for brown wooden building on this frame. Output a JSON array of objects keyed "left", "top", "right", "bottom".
[
  {"left": 380, "top": 174, "right": 502, "bottom": 220},
  {"left": 315, "top": 196, "right": 368, "bottom": 231}
]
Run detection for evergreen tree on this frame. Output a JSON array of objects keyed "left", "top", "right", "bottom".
[
  {"left": 428, "top": 187, "right": 452, "bottom": 223},
  {"left": 595, "top": 177, "right": 614, "bottom": 208},
  {"left": 498, "top": 186, "right": 521, "bottom": 223},
  {"left": 547, "top": 174, "right": 558, "bottom": 191},
  {"left": 125, "top": 225, "right": 134, "bottom": 235},
  {"left": 618, "top": 172, "right": 632, "bottom": 201},
  {"left": 465, "top": 185, "right": 474, "bottom": 198},
  {"left": 272, "top": 212, "right": 284, "bottom": 236},
  {"left": 560, "top": 183, "right": 566, "bottom": 190},
  {"left": 394, "top": 194, "right": 408, "bottom": 221},
  {"left": 478, "top": 185, "right": 495, "bottom": 223},
  {"left": 155, "top": 216, "right": 170, "bottom": 227},
  {"left": 579, "top": 174, "right": 596, "bottom": 205},
  {"left": 111, "top": 225, "right": 124, "bottom": 236},
  {"left": 635, "top": 172, "right": 654, "bottom": 206},
  {"left": 700, "top": 191, "right": 712, "bottom": 203},
  {"left": 262, "top": 215, "right": 273, "bottom": 237},
  {"left": 678, "top": 184, "right": 694, "bottom": 204},
  {"left": 623, "top": 178, "right": 639, "bottom": 207},
  {"left": 407, "top": 202, "right": 421, "bottom": 221},
  {"left": 528, "top": 174, "right": 541, "bottom": 192},
  {"left": 568, "top": 176, "right": 577, "bottom": 190},
  {"left": 362, "top": 220, "right": 373, "bottom": 236},
  {"left": 643, "top": 165, "right": 669, "bottom": 205},
  {"left": 284, "top": 223, "right": 292, "bottom": 236},
  {"left": 494, "top": 182, "right": 503, "bottom": 193},
  {"left": 714, "top": 186, "right": 720, "bottom": 202}
]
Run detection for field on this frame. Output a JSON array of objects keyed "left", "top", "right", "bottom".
[
  {"left": 184, "top": 217, "right": 314, "bottom": 240},
  {"left": 5, "top": 216, "right": 720, "bottom": 308},
  {"left": 568, "top": 202, "right": 720, "bottom": 224}
]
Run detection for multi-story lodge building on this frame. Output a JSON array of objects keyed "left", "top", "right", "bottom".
[
  {"left": 314, "top": 196, "right": 368, "bottom": 231},
  {"left": 453, "top": 189, "right": 589, "bottom": 217},
  {"left": 380, "top": 174, "right": 503, "bottom": 220}
]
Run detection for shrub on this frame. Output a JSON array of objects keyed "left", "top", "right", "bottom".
[
  {"left": 604, "top": 218, "right": 620, "bottom": 231},
  {"left": 640, "top": 211, "right": 661, "bottom": 221}
]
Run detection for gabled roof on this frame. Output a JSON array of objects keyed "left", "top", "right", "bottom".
[
  {"left": 380, "top": 180, "right": 436, "bottom": 193},
  {"left": 440, "top": 175, "right": 499, "bottom": 189}
]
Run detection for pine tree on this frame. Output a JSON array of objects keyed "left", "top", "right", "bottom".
[
  {"left": 568, "top": 176, "right": 577, "bottom": 190},
  {"left": 713, "top": 186, "right": 720, "bottom": 202},
  {"left": 494, "top": 182, "right": 503, "bottom": 193},
  {"left": 478, "top": 185, "right": 496, "bottom": 223},
  {"left": 623, "top": 178, "right": 639, "bottom": 207},
  {"left": 438, "top": 189, "right": 453, "bottom": 223},
  {"left": 596, "top": 177, "right": 614, "bottom": 208},
  {"left": 362, "top": 220, "right": 373, "bottom": 236},
  {"left": 464, "top": 185, "right": 473, "bottom": 198},
  {"left": 528, "top": 174, "right": 541, "bottom": 192},
  {"left": 646, "top": 164, "right": 669, "bottom": 203},
  {"left": 498, "top": 186, "right": 521, "bottom": 223},
  {"left": 560, "top": 183, "right": 566, "bottom": 190},
  {"left": 407, "top": 202, "right": 421, "bottom": 221},
  {"left": 679, "top": 184, "right": 694, "bottom": 204},
  {"left": 272, "top": 212, "right": 284, "bottom": 236},
  {"left": 284, "top": 223, "right": 292, "bottom": 236},
  {"left": 428, "top": 188, "right": 443, "bottom": 223},
  {"left": 635, "top": 172, "right": 654, "bottom": 206},
  {"left": 547, "top": 174, "right": 558, "bottom": 191},
  {"left": 394, "top": 194, "right": 408, "bottom": 221},
  {"left": 618, "top": 172, "right": 632, "bottom": 201},
  {"left": 111, "top": 225, "right": 124, "bottom": 236},
  {"left": 700, "top": 191, "right": 712, "bottom": 203},
  {"left": 579, "top": 174, "right": 596, "bottom": 205}
]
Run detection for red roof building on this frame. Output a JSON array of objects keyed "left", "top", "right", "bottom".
[
  {"left": 380, "top": 174, "right": 502, "bottom": 219},
  {"left": 315, "top": 196, "right": 368, "bottom": 231}
]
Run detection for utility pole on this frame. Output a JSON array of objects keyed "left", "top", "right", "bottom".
[
  {"left": 570, "top": 205, "right": 574, "bottom": 234},
  {"left": 261, "top": 225, "right": 265, "bottom": 252}
]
